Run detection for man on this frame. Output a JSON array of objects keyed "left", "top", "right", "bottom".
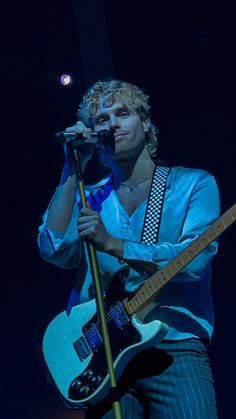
[{"left": 38, "top": 80, "right": 219, "bottom": 418}]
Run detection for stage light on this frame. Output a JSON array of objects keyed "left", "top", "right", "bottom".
[{"left": 60, "top": 74, "right": 72, "bottom": 86}]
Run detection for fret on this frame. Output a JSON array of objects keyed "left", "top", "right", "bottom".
[
  {"left": 152, "top": 276, "right": 163, "bottom": 289},
  {"left": 165, "top": 262, "right": 175, "bottom": 278},
  {"left": 168, "top": 262, "right": 179, "bottom": 275},
  {"left": 163, "top": 268, "right": 171, "bottom": 280},
  {"left": 185, "top": 246, "right": 197, "bottom": 258},
  {"left": 125, "top": 301, "right": 134, "bottom": 315},
  {"left": 201, "top": 235, "right": 210, "bottom": 244},
  {"left": 138, "top": 281, "right": 157, "bottom": 302},
  {"left": 140, "top": 286, "right": 151, "bottom": 299},
  {"left": 136, "top": 279, "right": 161, "bottom": 305},
  {"left": 142, "top": 283, "right": 153, "bottom": 297},
  {"left": 147, "top": 279, "right": 159, "bottom": 294},
  {"left": 146, "top": 282, "right": 156, "bottom": 292},
  {"left": 191, "top": 240, "right": 203, "bottom": 253},
  {"left": 229, "top": 205, "right": 236, "bottom": 220},
  {"left": 213, "top": 219, "right": 225, "bottom": 234},
  {"left": 173, "top": 257, "right": 185, "bottom": 270},
  {"left": 220, "top": 216, "right": 230, "bottom": 229},
  {"left": 157, "top": 270, "right": 168, "bottom": 283},
  {"left": 205, "top": 228, "right": 217, "bottom": 242},
  {"left": 136, "top": 290, "right": 146, "bottom": 303},
  {"left": 128, "top": 299, "right": 138, "bottom": 311},
  {"left": 222, "top": 212, "right": 235, "bottom": 227},
  {"left": 185, "top": 247, "right": 195, "bottom": 258},
  {"left": 181, "top": 251, "right": 192, "bottom": 265},
  {"left": 128, "top": 300, "right": 135, "bottom": 311},
  {"left": 136, "top": 290, "right": 150, "bottom": 306},
  {"left": 134, "top": 295, "right": 143, "bottom": 306},
  {"left": 198, "top": 235, "right": 210, "bottom": 249},
  {"left": 126, "top": 295, "right": 145, "bottom": 314}
]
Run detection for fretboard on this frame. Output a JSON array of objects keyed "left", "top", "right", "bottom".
[{"left": 124, "top": 203, "right": 236, "bottom": 315}]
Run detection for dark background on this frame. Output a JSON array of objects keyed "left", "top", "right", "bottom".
[{"left": 2, "top": 0, "right": 235, "bottom": 418}]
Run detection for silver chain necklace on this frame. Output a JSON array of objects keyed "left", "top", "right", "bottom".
[{"left": 120, "top": 175, "right": 151, "bottom": 192}]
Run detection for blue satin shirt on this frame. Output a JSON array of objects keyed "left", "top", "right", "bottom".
[{"left": 38, "top": 166, "right": 220, "bottom": 342}]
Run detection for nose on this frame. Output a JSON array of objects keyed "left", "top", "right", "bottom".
[{"left": 109, "top": 114, "right": 121, "bottom": 130}]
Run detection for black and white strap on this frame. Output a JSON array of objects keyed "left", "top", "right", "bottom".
[{"left": 141, "top": 166, "right": 170, "bottom": 245}]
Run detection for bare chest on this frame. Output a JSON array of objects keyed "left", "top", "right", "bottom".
[{"left": 116, "top": 184, "right": 150, "bottom": 217}]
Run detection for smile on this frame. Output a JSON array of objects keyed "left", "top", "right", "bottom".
[{"left": 115, "top": 133, "right": 128, "bottom": 142}]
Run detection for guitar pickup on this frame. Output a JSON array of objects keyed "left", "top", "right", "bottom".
[
  {"left": 111, "top": 302, "right": 129, "bottom": 329},
  {"left": 73, "top": 336, "right": 91, "bottom": 362},
  {"left": 84, "top": 324, "right": 103, "bottom": 352}
]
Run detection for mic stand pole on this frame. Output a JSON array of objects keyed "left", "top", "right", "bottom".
[{"left": 72, "top": 147, "right": 122, "bottom": 419}]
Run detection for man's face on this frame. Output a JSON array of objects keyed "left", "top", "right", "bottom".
[{"left": 93, "top": 102, "right": 146, "bottom": 161}]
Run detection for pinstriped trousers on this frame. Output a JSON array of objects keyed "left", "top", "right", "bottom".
[{"left": 85, "top": 338, "right": 218, "bottom": 419}]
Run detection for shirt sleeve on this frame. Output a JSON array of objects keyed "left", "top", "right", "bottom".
[
  {"left": 123, "top": 173, "right": 220, "bottom": 281},
  {"left": 37, "top": 201, "right": 82, "bottom": 270}
]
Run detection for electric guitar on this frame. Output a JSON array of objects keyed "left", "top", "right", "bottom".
[{"left": 42, "top": 203, "right": 236, "bottom": 408}]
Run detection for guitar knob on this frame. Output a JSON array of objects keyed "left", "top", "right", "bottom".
[{"left": 71, "top": 379, "right": 81, "bottom": 389}]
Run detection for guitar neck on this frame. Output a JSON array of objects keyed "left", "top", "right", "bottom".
[{"left": 124, "top": 203, "right": 236, "bottom": 315}]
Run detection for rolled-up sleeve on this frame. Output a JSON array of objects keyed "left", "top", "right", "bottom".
[{"left": 38, "top": 202, "right": 82, "bottom": 269}]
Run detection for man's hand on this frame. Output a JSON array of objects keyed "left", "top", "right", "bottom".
[
  {"left": 77, "top": 207, "right": 156, "bottom": 273},
  {"left": 77, "top": 207, "right": 112, "bottom": 252}
]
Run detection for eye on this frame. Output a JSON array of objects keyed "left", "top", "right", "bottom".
[
  {"left": 119, "top": 110, "right": 129, "bottom": 117},
  {"left": 96, "top": 117, "right": 106, "bottom": 125}
]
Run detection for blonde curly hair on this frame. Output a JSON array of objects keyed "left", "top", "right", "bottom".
[{"left": 77, "top": 80, "right": 159, "bottom": 160}]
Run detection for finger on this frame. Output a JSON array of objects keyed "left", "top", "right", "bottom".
[
  {"left": 78, "top": 216, "right": 98, "bottom": 225},
  {"left": 64, "top": 122, "right": 91, "bottom": 138},
  {"left": 75, "top": 121, "right": 92, "bottom": 138},
  {"left": 75, "top": 121, "right": 87, "bottom": 130},
  {"left": 65, "top": 125, "right": 78, "bottom": 134},
  {"left": 78, "top": 226, "right": 96, "bottom": 238},
  {"left": 80, "top": 207, "right": 96, "bottom": 216}
]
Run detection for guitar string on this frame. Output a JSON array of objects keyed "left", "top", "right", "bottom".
[
  {"left": 85, "top": 305, "right": 121, "bottom": 332},
  {"left": 84, "top": 303, "right": 128, "bottom": 336},
  {"left": 85, "top": 279, "right": 161, "bottom": 336}
]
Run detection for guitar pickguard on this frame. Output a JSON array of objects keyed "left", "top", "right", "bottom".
[{"left": 69, "top": 301, "right": 140, "bottom": 400}]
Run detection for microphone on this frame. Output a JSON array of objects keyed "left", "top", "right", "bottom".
[{"left": 53, "top": 129, "right": 114, "bottom": 147}]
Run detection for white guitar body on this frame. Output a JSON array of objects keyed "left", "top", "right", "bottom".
[{"left": 43, "top": 298, "right": 168, "bottom": 408}]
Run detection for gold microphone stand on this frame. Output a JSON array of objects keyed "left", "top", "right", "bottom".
[{"left": 73, "top": 146, "right": 122, "bottom": 419}]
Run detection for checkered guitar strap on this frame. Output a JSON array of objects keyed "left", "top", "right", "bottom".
[{"left": 141, "top": 166, "right": 170, "bottom": 244}]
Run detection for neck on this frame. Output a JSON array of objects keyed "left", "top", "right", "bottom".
[{"left": 111, "top": 148, "right": 155, "bottom": 189}]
